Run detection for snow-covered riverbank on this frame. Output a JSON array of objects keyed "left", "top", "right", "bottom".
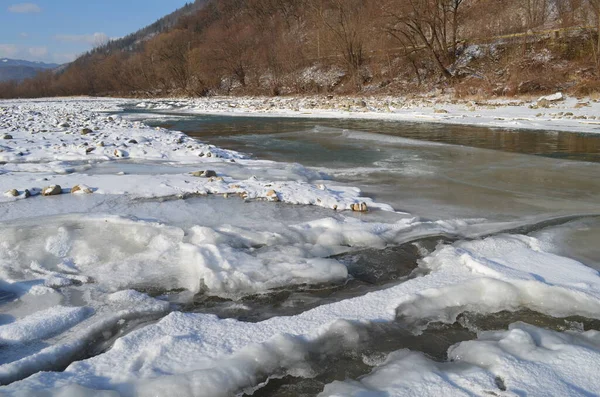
[
  {"left": 2, "top": 97, "right": 600, "bottom": 397},
  {"left": 133, "top": 92, "right": 600, "bottom": 134}
]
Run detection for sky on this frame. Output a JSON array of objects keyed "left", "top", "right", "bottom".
[{"left": 0, "top": 1, "right": 190, "bottom": 64}]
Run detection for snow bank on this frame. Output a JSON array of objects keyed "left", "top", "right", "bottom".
[
  {"left": 122, "top": 95, "right": 600, "bottom": 135},
  {"left": 5, "top": 231, "right": 600, "bottom": 395},
  {"left": 322, "top": 322, "right": 600, "bottom": 397},
  {"left": 0, "top": 98, "right": 391, "bottom": 212}
]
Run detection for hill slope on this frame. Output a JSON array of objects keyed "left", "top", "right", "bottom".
[{"left": 90, "top": 0, "right": 208, "bottom": 55}]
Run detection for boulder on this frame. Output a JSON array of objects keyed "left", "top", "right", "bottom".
[
  {"left": 266, "top": 190, "right": 280, "bottom": 202},
  {"left": 5, "top": 189, "right": 19, "bottom": 197},
  {"left": 191, "top": 170, "right": 217, "bottom": 178},
  {"left": 113, "top": 149, "right": 128, "bottom": 158},
  {"left": 2, "top": 134, "right": 13, "bottom": 139},
  {"left": 71, "top": 184, "right": 93, "bottom": 194},
  {"left": 42, "top": 185, "right": 62, "bottom": 196},
  {"left": 351, "top": 202, "right": 368, "bottom": 212},
  {"left": 81, "top": 128, "right": 93, "bottom": 135},
  {"left": 538, "top": 92, "right": 564, "bottom": 102}
]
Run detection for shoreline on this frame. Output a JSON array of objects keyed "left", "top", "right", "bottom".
[
  {"left": 5, "top": 93, "right": 600, "bottom": 134},
  {"left": 128, "top": 94, "right": 600, "bottom": 135}
]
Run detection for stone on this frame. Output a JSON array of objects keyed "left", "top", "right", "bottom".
[
  {"left": 266, "top": 190, "right": 279, "bottom": 202},
  {"left": 5, "top": 189, "right": 19, "bottom": 197},
  {"left": 85, "top": 147, "right": 95, "bottom": 154},
  {"left": 97, "top": 141, "right": 105, "bottom": 147},
  {"left": 71, "top": 184, "right": 93, "bottom": 194},
  {"left": 42, "top": 185, "right": 62, "bottom": 196},
  {"left": 2, "top": 134, "right": 13, "bottom": 139},
  {"left": 351, "top": 202, "right": 368, "bottom": 212},
  {"left": 113, "top": 149, "right": 128, "bottom": 158},
  {"left": 537, "top": 99, "right": 550, "bottom": 108},
  {"left": 538, "top": 92, "right": 564, "bottom": 102},
  {"left": 434, "top": 109, "right": 449, "bottom": 114},
  {"left": 81, "top": 128, "right": 93, "bottom": 135},
  {"left": 191, "top": 170, "right": 217, "bottom": 178},
  {"left": 128, "top": 139, "right": 138, "bottom": 144}
]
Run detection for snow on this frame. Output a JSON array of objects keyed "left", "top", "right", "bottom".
[
  {"left": 539, "top": 92, "right": 564, "bottom": 102},
  {"left": 0, "top": 98, "right": 390, "bottom": 212},
  {"left": 4, "top": 229, "right": 600, "bottom": 396},
  {"left": 1, "top": 96, "right": 600, "bottom": 396},
  {"left": 119, "top": 94, "right": 600, "bottom": 135},
  {"left": 321, "top": 323, "right": 600, "bottom": 396}
]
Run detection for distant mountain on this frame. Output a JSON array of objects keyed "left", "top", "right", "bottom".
[{"left": 0, "top": 59, "right": 61, "bottom": 82}]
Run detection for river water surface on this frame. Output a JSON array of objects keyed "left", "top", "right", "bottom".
[{"left": 121, "top": 110, "right": 600, "bottom": 395}]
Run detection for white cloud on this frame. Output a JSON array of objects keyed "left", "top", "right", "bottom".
[
  {"left": 0, "top": 44, "right": 18, "bottom": 58},
  {"left": 19, "top": 33, "right": 30, "bottom": 38},
  {"left": 28, "top": 46, "right": 47, "bottom": 58},
  {"left": 0, "top": 45, "right": 57, "bottom": 63},
  {"left": 53, "top": 32, "right": 110, "bottom": 47},
  {"left": 8, "top": 3, "right": 42, "bottom": 13}
]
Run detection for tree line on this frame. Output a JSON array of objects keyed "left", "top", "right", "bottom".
[{"left": 1, "top": 0, "right": 600, "bottom": 99}]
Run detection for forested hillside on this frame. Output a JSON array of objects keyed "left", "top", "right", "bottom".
[{"left": 2, "top": 0, "right": 600, "bottom": 98}]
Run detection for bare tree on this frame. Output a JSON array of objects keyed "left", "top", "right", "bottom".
[
  {"left": 588, "top": 0, "right": 600, "bottom": 71},
  {"left": 385, "top": 0, "right": 466, "bottom": 78}
]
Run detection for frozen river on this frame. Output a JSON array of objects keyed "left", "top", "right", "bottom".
[{"left": 2, "top": 98, "right": 600, "bottom": 396}]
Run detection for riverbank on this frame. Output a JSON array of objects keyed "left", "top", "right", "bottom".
[{"left": 131, "top": 92, "right": 600, "bottom": 135}]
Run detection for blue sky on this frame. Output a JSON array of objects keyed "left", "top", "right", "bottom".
[{"left": 0, "top": 1, "right": 190, "bottom": 64}]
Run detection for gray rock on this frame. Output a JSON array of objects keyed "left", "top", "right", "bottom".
[
  {"left": 42, "top": 185, "right": 62, "bottom": 196},
  {"left": 2, "top": 134, "right": 13, "bottom": 139},
  {"left": 81, "top": 128, "right": 93, "bottom": 135},
  {"left": 266, "top": 189, "right": 280, "bottom": 202},
  {"left": 71, "top": 184, "right": 93, "bottom": 194},
  {"left": 5, "top": 189, "right": 18, "bottom": 197},
  {"left": 191, "top": 170, "right": 218, "bottom": 178},
  {"left": 113, "top": 149, "right": 128, "bottom": 158},
  {"left": 351, "top": 202, "right": 368, "bottom": 212}
]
